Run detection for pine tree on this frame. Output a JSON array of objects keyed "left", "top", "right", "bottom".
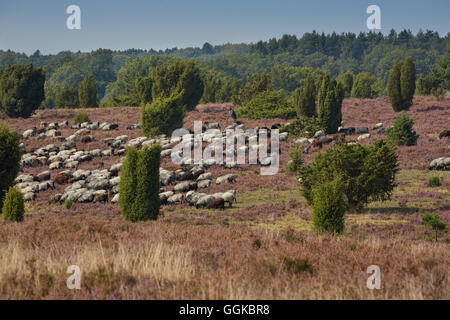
[
  {"left": 119, "top": 144, "right": 161, "bottom": 222},
  {"left": 78, "top": 75, "right": 98, "bottom": 108},
  {"left": 387, "top": 60, "right": 404, "bottom": 112},
  {"left": 400, "top": 57, "right": 416, "bottom": 108},
  {"left": 294, "top": 74, "right": 316, "bottom": 118}
]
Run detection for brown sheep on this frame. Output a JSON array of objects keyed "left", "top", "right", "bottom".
[{"left": 206, "top": 198, "right": 225, "bottom": 210}]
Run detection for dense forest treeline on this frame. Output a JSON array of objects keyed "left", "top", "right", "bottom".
[{"left": 0, "top": 29, "right": 448, "bottom": 109}]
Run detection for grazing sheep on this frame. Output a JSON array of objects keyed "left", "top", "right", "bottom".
[
  {"left": 196, "top": 172, "right": 213, "bottom": 181},
  {"left": 185, "top": 191, "right": 196, "bottom": 205},
  {"left": 206, "top": 198, "right": 225, "bottom": 210},
  {"left": 174, "top": 181, "right": 190, "bottom": 192},
  {"left": 195, "top": 195, "right": 215, "bottom": 208},
  {"left": 216, "top": 174, "right": 236, "bottom": 185},
  {"left": 186, "top": 191, "right": 206, "bottom": 206},
  {"left": 222, "top": 190, "right": 237, "bottom": 207},
  {"left": 197, "top": 179, "right": 211, "bottom": 189},
  {"left": 159, "top": 191, "right": 174, "bottom": 205},
  {"left": 167, "top": 193, "right": 184, "bottom": 205}
]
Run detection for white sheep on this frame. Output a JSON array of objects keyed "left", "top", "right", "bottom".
[
  {"left": 222, "top": 190, "right": 237, "bottom": 207},
  {"left": 186, "top": 192, "right": 206, "bottom": 206},
  {"left": 159, "top": 191, "right": 174, "bottom": 204},
  {"left": 167, "top": 193, "right": 184, "bottom": 205},
  {"left": 215, "top": 174, "right": 236, "bottom": 185}
]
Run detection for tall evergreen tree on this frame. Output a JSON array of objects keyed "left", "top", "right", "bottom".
[
  {"left": 317, "top": 76, "right": 342, "bottom": 134},
  {"left": 294, "top": 74, "right": 316, "bottom": 118},
  {"left": 119, "top": 144, "right": 161, "bottom": 222},
  {"left": 400, "top": 57, "right": 416, "bottom": 108},
  {"left": 78, "top": 75, "right": 98, "bottom": 108},
  {"left": 388, "top": 57, "right": 416, "bottom": 111},
  {"left": 387, "top": 60, "right": 404, "bottom": 112}
]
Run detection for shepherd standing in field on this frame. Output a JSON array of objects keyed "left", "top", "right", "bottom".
[{"left": 229, "top": 107, "right": 237, "bottom": 123}]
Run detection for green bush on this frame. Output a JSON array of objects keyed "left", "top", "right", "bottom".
[
  {"left": 119, "top": 144, "right": 161, "bottom": 222},
  {"left": 312, "top": 178, "right": 346, "bottom": 234},
  {"left": 422, "top": 213, "right": 447, "bottom": 242},
  {"left": 0, "top": 124, "right": 21, "bottom": 209},
  {"left": 428, "top": 176, "right": 442, "bottom": 187},
  {"left": 279, "top": 116, "right": 324, "bottom": 138},
  {"left": 74, "top": 112, "right": 90, "bottom": 125},
  {"left": 78, "top": 75, "right": 99, "bottom": 108},
  {"left": 64, "top": 198, "right": 73, "bottom": 210},
  {"left": 286, "top": 146, "right": 304, "bottom": 172},
  {"left": 2, "top": 187, "right": 24, "bottom": 222},
  {"left": 298, "top": 139, "right": 399, "bottom": 211},
  {"left": 386, "top": 112, "right": 418, "bottom": 146},
  {"left": 236, "top": 90, "right": 295, "bottom": 119},
  {"left": 0, "top": 63, "right": 45, "bottom": 118},
  {"left": 141, "top": 92, "right": 185, "bottom": 137}
]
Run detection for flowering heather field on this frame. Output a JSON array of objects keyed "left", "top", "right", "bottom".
[{"left": 0, "top": 96, "right": 449, "bottom": 299}]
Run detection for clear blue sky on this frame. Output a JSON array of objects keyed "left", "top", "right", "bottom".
[{"left": 1, "top": 0, "right": 449, "bottom": 54}]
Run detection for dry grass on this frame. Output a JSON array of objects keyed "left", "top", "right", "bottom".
[{"left": 0, "top": 210, "right": 448, "bottom": 299}]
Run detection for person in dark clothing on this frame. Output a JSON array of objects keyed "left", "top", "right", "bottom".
[{"left": 229, "top": 107, "right": 237, "bottom": 123}]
